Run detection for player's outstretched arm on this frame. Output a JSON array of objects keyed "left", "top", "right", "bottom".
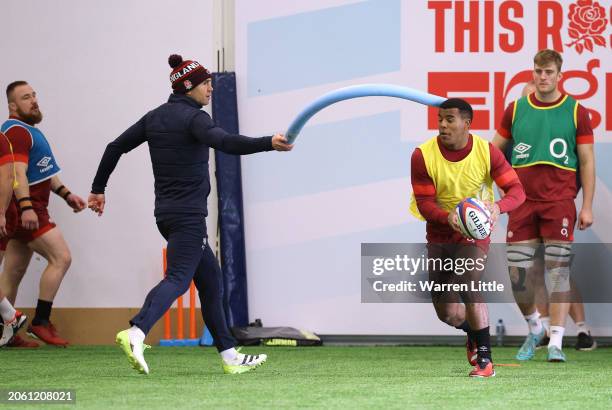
[{"left": 190, "top": 112, "right": 293, "bottom": 154}]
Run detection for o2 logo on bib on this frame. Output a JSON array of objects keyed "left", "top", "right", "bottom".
[{"left": 550, "top": 138, "right": 569, "bottom": 165}]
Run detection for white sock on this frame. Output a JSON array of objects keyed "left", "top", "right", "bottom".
[
  {"left": 128, "top": 326, "right": 145, "bottom": 343},
  {"left": 575, "top": 321, "right": 590, "bottom": 335},
  {"left": 524, "top": 310, "right": 543, "bottom": 335},
  {"left": 0, "top": 297, "right": 17, "bottom": 323},
  {"left": 220, "top": 347, "right": 238, "bottom": 363},
  {"left": 541, "top": 316, "right": 551, "bottom": 336},
  {"left": 548, "top": 326, "right": 565, "bottom": 349}
]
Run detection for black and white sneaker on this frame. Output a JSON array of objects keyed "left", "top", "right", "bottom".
[
  {"left": 575, "top": 332, "right": 597, "bottom": 351},
  {"left": 223, "top": 353, "right": 267, "bottom": 374}
]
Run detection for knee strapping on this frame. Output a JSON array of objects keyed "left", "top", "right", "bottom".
[
  {"left": 545, "top": 265, "right": 571, "bottom": 293},
  {"left": 507, "top": 245, "right": 536, "bottom": 268},
  {"left": 544, "top": 244, "right": 572, "bottom": 264},
  {"left": 544, "top": 244, "right": 572, "bottom": 293}
]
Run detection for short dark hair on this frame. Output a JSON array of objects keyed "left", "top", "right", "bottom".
[
  {"left": 439, "top": 98, "right": 473, "bottom": 121},
  {"left": 6, "top": 81, "right": 28, "bottom": 102}
]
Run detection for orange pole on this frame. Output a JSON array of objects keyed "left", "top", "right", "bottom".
[
  {"left": 162, "top": 248, "right": 171, "bottom": 340},
  {"left": 177, "top": 293, "right": 184, "bottom": 340},
  {"left": 189, "top": 282, "right": 196, "bottom": 339}
]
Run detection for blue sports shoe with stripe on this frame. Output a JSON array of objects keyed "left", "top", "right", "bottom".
[
  {"left": 516, "top": 326, "right": 546, "bottom": 361},
  {"left": 547, "top": 345, "right": 566, "bottom": 362}
]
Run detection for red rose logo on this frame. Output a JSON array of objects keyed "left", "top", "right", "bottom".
[{"left": 565, "top": 0, "right": 609, "bottom": 54}]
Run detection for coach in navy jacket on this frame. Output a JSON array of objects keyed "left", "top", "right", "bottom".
[{"left": 88, "top": 54, "right": 292, "bottom": 375}]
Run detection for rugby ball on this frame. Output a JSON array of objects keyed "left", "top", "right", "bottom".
[{"left": 455, "top": 198, "right": 492, "bottom": 240}]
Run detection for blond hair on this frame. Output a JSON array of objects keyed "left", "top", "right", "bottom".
[{"left": 533, "top": 49, "right": 563, "bottom": 72}]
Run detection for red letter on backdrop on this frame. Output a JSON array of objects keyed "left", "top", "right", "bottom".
[
  {"left": 538, "top": 1, "right": 563, "bottom": 51},
  {"left": 484, "top": 1, "right": 494, "bottom": 52},
  {"left": 428, "top": 1, "right": 452, "bottom": 52},
  {"left": 493, "top": 70, "right": 533, "bottom": 128},
  {"left": 455, "top": 1, "right": 480, "bottom": 52},
  {"left": 499, "top": 1, "right": 524, "bottom": 52},
  {"left": 428, "top": 72, "right": 490, "bottom": 130}
]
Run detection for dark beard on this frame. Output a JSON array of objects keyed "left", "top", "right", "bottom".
[{"left": 16, "top": 107, "right": 43, "bottom": 125}]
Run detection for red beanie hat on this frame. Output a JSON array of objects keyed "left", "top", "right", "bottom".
[{"left": 168, "top": 54, "right": 211, "bottom": 94}]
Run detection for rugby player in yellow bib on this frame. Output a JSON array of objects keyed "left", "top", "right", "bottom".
[{"left": 411, "top": 98, "right": 525, "bottom": 377}]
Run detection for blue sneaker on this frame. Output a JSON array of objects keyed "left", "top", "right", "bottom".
[
  {"left": 547, "top": 345, "right": 566, "bottom": 362},
  {"left": 516, "top": 326, "right": 546, "bottom": 361}
]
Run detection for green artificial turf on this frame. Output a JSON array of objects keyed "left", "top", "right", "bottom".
[{"left": 1, "top": 345, "right": 611, "bottom": 409}]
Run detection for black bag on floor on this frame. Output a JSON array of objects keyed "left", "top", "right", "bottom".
[{"left": 231, "top": 320, "right": 322, "bottom": 346}]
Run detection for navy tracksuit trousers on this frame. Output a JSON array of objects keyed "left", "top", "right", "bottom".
[{"left": 130, "top": 214, "right": 236, "bottom": 352}]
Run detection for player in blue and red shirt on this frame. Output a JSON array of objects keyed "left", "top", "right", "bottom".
[{"left": 0, "top": 81, "right": 87, "bottom": 347}]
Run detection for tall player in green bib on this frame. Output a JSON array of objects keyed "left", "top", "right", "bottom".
[{"left": 492, "top": 50, "right": 595, "bottom": 362}]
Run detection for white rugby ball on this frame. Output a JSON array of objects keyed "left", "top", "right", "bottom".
[{"left": 455, "top": 198, "right": 492, "bottom": 240}]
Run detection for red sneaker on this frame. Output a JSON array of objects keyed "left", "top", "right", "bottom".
[
  {"left": 27, "top": 322, "right": 69, "bottom": 347},
  {"left": 6, "top": 334, "right": 40, "bottom": 348},
  {"left": 466, "top": 337, "right": 478, "bottom": 366},
  {"left": 469, "top": 357, "right": 495, "bottom": 378}
]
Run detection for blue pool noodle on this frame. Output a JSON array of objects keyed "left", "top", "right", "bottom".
[{"left": 285, "top": 84, "right": 446, "bottom": 143}]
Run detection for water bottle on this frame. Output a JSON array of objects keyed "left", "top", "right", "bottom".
[{"left": 496, "top": 319, "right": 506, "bottom": 346}]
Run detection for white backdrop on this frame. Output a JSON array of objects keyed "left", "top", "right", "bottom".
[
  {"left": 236, "top": 0, "right": 612, "bottom": 335},
  {"left": 0, "top": 0, "right": 216, "bottom": 308},
  {"left": 0, "top": 0, "right": 610, "bottom": 337}
]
